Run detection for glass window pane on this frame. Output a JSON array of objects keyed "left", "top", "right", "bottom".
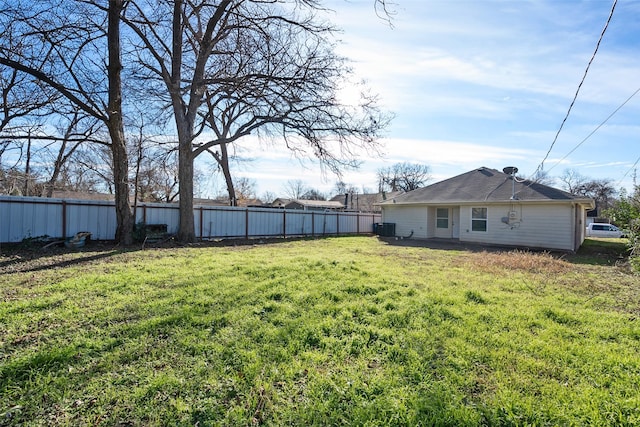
[
  {"left": 472, "top": 220, "right": 487, "bottom": 232},
  {"left": 437, "top": 218, "right": 448, "bottom": 228},
  {"left": 472, "top": 207, "right": 487, "bottom": 219}
]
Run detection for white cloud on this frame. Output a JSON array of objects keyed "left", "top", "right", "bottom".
[{"left": 203, "top": 1, "right": 640, "bottom": 197}]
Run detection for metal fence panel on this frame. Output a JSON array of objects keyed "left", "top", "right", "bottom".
[
  {"left": 284, "top": 211, "right": 312, "bottom": 236},
  {"left": 202, "top": 207, "right": 246, "bottom": 238},
  {"left": 0, "top": 195, "right": 381, "bottom": 243},
  {"left": 248, "top": 208, "right": 284, "bottom": 238},
  {"left": 66, "top": 201, "right": 117, "bottom": 240},
  {"left": 135, "top": 204, "right": 181, "bottom": 234},
  {"left": 313, "top": 212, "right": 337, "bottom": 235},
  {"left": 1, "top": 197, "right": 62, "bottom": 242}
]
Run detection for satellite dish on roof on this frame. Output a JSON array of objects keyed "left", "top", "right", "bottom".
[{"left": 503, "top": 166, "right": 519, "bottom": 200}]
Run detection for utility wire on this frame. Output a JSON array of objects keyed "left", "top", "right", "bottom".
[
  {"left": 545, "top": 86, "right": 640, "bottom": 175},
  {"left": 617, "top": 156, "right": 640, "bottom": 188},
  {"left": 532, "top": 0, "right": 618, "bottom": 180}
]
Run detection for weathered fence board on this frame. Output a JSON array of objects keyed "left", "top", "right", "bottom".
[{"left": 0, "top": 196, "right": 380, "bottom": 243}]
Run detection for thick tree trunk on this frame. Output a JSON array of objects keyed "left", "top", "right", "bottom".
[
  {"left": 172, "top": 0, "right": 196, "bottom": 243},
  {"left": 177, "top": 138, "right": 195, "bottom": 242},
  {"left": 108, "top": 0, "right": 133, "bottom": 245}
]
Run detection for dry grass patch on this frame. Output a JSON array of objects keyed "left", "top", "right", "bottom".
[{"left": 464, "top": 250, "right": 572, "bottom": 275}]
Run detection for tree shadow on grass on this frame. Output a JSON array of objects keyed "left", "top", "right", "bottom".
[
  {"left": 0, "top": 235, "right": 326, "bottom": 274},
  {"left": 0, "top": 241, "right": 127, "bottom": 274}
]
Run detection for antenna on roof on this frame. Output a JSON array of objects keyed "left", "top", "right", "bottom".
[{"left": 503, "top": 166, "right": 519, "bottom": 200}]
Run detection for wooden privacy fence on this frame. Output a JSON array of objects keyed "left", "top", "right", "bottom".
[{"left": 0, "top": 195, "right": 381, "bottom": 243}]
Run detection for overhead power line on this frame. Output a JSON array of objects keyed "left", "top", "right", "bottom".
[
  {"left": 532, "top": 0, "right": 618, "bottom": 180},
  {"left": 617, "top": 156, "right": 640, "bottom": 189},
  {"left": 546, "top": 86, "right": 640, "bottom": 174}
]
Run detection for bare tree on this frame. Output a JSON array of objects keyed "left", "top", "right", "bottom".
[
  {"left": 559, "top": 169, "right": 587, "bottom": 195},
  {"left": 261, "top": 190, "right": 276, "bottom": 204},
  {"left": 0, "top": 65, "right": 55, "bottom": 195},
  {"left": 234, "top": 177, "right": 257, "bottom": 204},
  {"left": 197, "top": 5, "right": 389, "bottom": 206},
  {"left": 333, "top": 180, "right": 359, "bottom": 196},
  {"left": 577, "top": 179, "right": 617, "bottom": 212},
  {"left": 40, "top": 112, "right": 102, "bottom": 197},
  {"left": 378, "top": 162, "right": 431, "bottom": 192},
  {"left": 0, "top": 66, "right": 57, "bottom": 135},
  {"left": 0, "top": 0, "right": 394, "bottom": 243},
  {"left": 559, "top": 168, "right": 616, "bottom": 211},
  {"left": 122, "top": 0, "right": 390, "bottom": 242},
  {"left": 120, "top": 0, "right": 237, "bottom": 241},
  {"left": 0, "top": 0, "right": 134, "bottom": 244},
  {"left": 282, "top": 179, "right": 308, "bottom": 200},
  {"left": 301, "top": 188, "right": 326, "bottom": 201},
  {"left": 529, "top": 169, "right": 555, "bottom": 186}
]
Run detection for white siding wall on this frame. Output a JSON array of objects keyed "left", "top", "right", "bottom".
[
  {"left": 426, "top": 207, "right": 436, "bottom": 238},
  {"left": 458, "top": 203, "right": 576, "bottom": 250},
  {"left": 382, "top": 205, "right": 428, "bottom": 238}
]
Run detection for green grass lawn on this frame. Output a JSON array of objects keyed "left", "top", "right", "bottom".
[{"left": 1, "top": 236, "right": 639, "bottom": 426}]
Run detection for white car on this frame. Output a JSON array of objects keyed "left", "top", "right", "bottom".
[{"left": 585, "top": 223, "right": 624, "bottom": 238}]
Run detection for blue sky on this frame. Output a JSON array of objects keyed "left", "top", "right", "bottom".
[{"left": 207, "top": 0, "right": 640, "bottom": 199}]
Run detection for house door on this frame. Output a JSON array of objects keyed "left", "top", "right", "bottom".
[
  {"left": 435, "top": 207, "right": 452, "bottom": 238},
  {"left": 452, "top": 207, "right": 460, "bottom": 239}
]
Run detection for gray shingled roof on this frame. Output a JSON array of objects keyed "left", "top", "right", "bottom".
[{"left": 380, "top": 167, "right": 593, "bottom": 205}]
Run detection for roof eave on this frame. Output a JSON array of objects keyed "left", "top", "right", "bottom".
[{"left": 381, "top": 198, "right": 596, "bottom": 206}]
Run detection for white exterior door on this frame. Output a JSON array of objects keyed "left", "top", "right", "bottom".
[
  {"left": 452, "top": 207, "right": 460, "bottom": 239},
  {"left": 435, "top": 207, "right": 452, "bottom": 238}
]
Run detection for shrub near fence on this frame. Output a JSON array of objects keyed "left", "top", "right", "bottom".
[{"left": 0, "top": 195, "right": 381, "bottom": 243}]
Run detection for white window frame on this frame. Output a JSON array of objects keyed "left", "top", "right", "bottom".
[
  {"left": 471, "top": 207, "right": 488, "bottom": 232},
  {"left": 436, "top": 208, "right": 449, "bottom": 229}
]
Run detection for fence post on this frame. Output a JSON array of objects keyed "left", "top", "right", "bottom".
[
  {"left": 61, "top": 200, "right": 67, "bottom": 239},
  {"left": 336, "top": 213, "right": 339, "bottom": 236},
  {"left": 245, "top": 208, "right": 249, "bottom": 240},
  {"left": 357, "top": 212, "right": 360, "bottom": 234},
  {"left": 311, "top": 212, "right": 315, "bottom": 237},
  {"left": 283, "top": 209, "right": 287, "bottom": 239},
  {"left": 199, "top": 207, "right": 203, "bottom": 241}
]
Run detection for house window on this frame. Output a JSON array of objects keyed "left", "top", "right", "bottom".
[
  {"left": 471, "top": 207, "right": 487, "bottom": 232},
  {"left": 436, "top": 208, "right": 449, "bottom": 228}
]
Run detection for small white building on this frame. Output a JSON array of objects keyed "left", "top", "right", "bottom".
[
  {"left": 283, "top": 199, "right": 344, "bottom": 212},
  {"left": 378, "top": 167, "right": 595, "bottom": 251}
]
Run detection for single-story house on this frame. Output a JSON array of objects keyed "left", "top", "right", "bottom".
[
  {"left": 330, "top": 191, "right": 403, "bottom": 213},
  {"left": 378, "top": 167, "right": 595, "bottom": 251},
  {"left": 282, "top": 199, "right": 344, "bottom": 211},
  {"left": 270, "top": 198, "right": 292, "bottom": 208}
]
